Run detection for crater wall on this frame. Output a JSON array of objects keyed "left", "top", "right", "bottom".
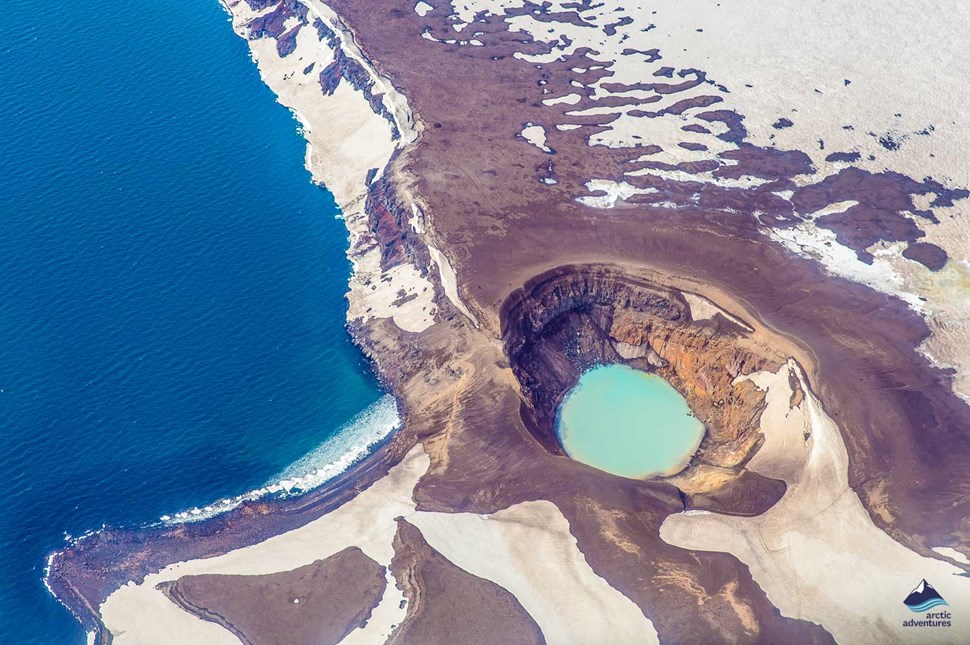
[{"left": 501, "top": 265, "right": 788, "bottom": 512}]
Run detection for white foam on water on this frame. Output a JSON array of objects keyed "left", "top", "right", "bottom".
[{"left": 161, "top": 395, "right": 401, "bottom": 524}]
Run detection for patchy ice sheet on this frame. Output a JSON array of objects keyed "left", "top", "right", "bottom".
[{"left": 428, "top": 0, "right": 970, "bottom": 401}]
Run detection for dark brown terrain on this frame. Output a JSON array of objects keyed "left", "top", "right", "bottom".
[
  {"left": 388, "top": 519, "right": 545, "bottom": 645},
  {"left": 160, "top": 547, "right": 386, "bottom": 645}
]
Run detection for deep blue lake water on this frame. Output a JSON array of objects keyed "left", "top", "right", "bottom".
[{"left": 0, "top": 2, "right": 385, "bottom": 642}]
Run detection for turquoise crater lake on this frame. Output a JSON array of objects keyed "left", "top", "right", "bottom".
[{"left": 556, "top": 365, "right": 705, "bottom": 478}]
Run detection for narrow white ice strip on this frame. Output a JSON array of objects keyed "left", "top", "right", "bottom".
[
  {"left": 161, "top": 395, "right": 400, "bottom": 524},
  {"left": 682, "top": 292, "right": 753, "bottom": 331},
  {"left": 409, "top": 203, "right": 426, "bottom": 234},
  {"left": 428, "top": 244, "right": 479, "bottom": 326},
  {"left": 800, "top": 200, "right": 859, "bottom": 220},
  {"left": 932, "top": 546, "right": 970, "bottom": 566},
  {"left": 542, "top": 93, "right": 582, "bottom": 106},
  {"left": 577, "top": 179, "right": 657, "bottom": 209},
  {"left": 338, "top": 567, "right": 408, "bottom": 645}
]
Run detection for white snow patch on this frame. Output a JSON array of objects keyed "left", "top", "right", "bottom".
[
  {"left": 520, "top": 123, "right": 553, "bottom": 153},
  {"left": 542, "top": 92, "right": 583, "bottom": 106},
  {"left": 414, "top": 1, "right": 434, "bottom": 16},
  {"left": 577, "top": 179, "right": 658, "bottom": 209}
]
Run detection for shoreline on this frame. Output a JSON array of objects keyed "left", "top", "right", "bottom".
[
  {"left": 45, "top": 422, "right": 416, "bottom": 637},
  {"left": 161, "top": 394, "right": 400, "bottom": 525},
  {"left": 46, "top": 0, "right": 434, "bottom": 635}
]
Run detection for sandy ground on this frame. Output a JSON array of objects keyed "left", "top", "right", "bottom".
[
  {"left": 99, "top": 444, "right": 657, "bottom": 644},
  {"left": 411, "top": 502, "right": 659, "bottom": 645},
  {"left": 660, "top": 361, "right": 970, "bottom": 643},
  {"left": 347, "top": 243, "right": 437, "bottom": 333},
  {"left": 682, "top": 292, "right": 753, "bottom": 331}
]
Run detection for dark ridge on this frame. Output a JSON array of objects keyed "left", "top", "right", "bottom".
[
  {"left": 825, "top": 151, "right": 861, "bottom": 163},
  {"left": 366, "top": 172, "right": 431, "bottom": 272},
  {"left": 319, "top": 61, "right": 342, "bottom": 95},
  {"left": 276, "top": 25, "right": 300, "bottom": 57},
  {"left": 903, "top": 242, "right": 948, "bottom": 271},
  {"left": 679, "top": 141, "right": 708, "bottom": 152},
  {"left": 697, "top": 109, "right": 748, "bottom": 144},
  {"left": 248, "top": 0, "right": 308, "bottom": 40}
]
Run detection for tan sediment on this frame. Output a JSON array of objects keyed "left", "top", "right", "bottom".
[
  {"left": 660, "top": 360, "right": 970, "bottom": 643},
  {"left": 682, "top": 292, "right": 753, "bottom": 332},
  {"left": 664, "top": 464, "right": 740, "bottom": 497},
  {"left": 409, "top": 501, "right": 659, "bottom": 644}
]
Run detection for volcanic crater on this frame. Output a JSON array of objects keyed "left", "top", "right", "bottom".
[{"left": 502, "top": 265, "right": 791, "bottom": 514}]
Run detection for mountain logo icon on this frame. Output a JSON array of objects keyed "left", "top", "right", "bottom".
[{"left": 903, "top": 579, "right": 948, "bottom": 613}]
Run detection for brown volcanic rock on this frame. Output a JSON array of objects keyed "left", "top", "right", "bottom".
[
  {"left": 903, "top": 241, "right": 948, "bottom": 271},
  {"left": 682, "top": 467, "right": 787, "bottom": 516},
  {"left": 324, "top": 0, "right": 970, "bottom": 551},
  {"left": 388, "top": 519, "right": 545, "bottom": 645},
  {"left": 160, "top": 547, "right": 386, "bottom": 645}
]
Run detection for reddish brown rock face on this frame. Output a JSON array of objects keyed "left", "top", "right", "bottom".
[
  {"left": 500, "top": 266, "right": 787, "bottom": 513},
  {"left": 502, "top": 267, "right": 780, "bottom": 468}
]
